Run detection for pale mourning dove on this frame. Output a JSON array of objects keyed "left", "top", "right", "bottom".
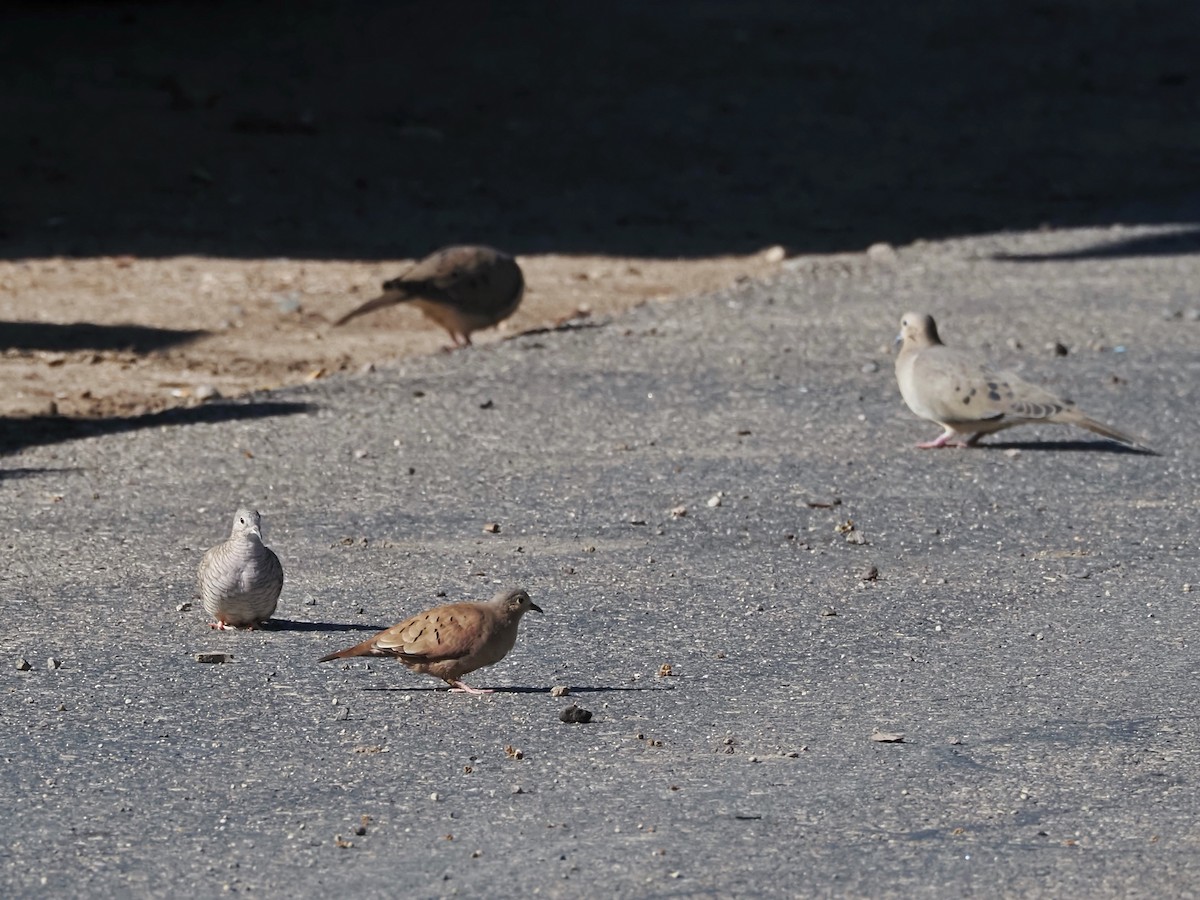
[
  {"left": 333, "top": 245, "right": 524, "bottom": 347},
  {"left": 318, "top": 587, "right": 542, "bottom": 694},
  {"left": 895, "top": 312, "right": 1151, "bottom": 450},
  {"left": 197, "top": 508, "right": 284, "bottom": 629}
]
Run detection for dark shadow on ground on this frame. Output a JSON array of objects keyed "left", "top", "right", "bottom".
[
  {"left": 0, "top": 321, "right": 207, "bottom": 353},
  {"left": 993, "top": 227, "right": 1200, "bottom": 262},
  {"left": 977, "top": 439, "right": 1156, "bottom": 455},
  {"left": 0, "top": 399, "right": 315, "bottom": 455},
  {"left": 266, "top": 619, "right": 388, "bottom": 634},
  {"left": 3, "top": 1, "right": 1198, "bottom": 260}
]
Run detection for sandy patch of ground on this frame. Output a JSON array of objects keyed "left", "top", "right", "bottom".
[{"left": 0, "top": 250, "right": 783, "bottom": 420}]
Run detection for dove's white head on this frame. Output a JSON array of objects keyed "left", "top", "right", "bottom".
[
  {"left": 897, "top": 312, "right": 942, "bottom": 351},
  {"left": 491, "top": 587, "right": 543, "bottom": 617},
  {"left": 229, "top": 508, "right": 263, "bottom": 541}
]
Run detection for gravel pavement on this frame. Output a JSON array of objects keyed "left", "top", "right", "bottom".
[{"left": 3, "top": 226, "right": 1199, "bottom": 898}]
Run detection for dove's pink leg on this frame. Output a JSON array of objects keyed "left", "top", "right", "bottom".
[
  {"left": 209, "top": 621, "right": 230, "bottom": 630},
  {"left": 448, "top": 680, "right": 494, "bottom": 695}
]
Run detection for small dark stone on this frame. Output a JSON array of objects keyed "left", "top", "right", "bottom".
[{"left": 559, "top": 704, "right": 593, "bottom": 724}]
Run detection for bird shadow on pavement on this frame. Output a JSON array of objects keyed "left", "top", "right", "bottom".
[
  {"left": 267, "top": 619, "right": 387, "bottom": 633},
  {"left": 0, "top": 399, "right": 316, "bottom": 455},
  {"left": 978, "top": 440, "right": 1157, "bottom": 456}
]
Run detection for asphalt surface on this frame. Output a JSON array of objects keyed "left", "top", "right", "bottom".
[{"left": 2, "top": 226, "right": 1199, "bottom": 898}]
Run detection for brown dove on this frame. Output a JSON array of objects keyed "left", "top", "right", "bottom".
[
  {"left": 318, "top": 587, "right": 542, "bottom": 694},
  {"left": 197, "top": 508, "right": 284, "bottom": 629},
  {"left": 895, "top": 312, "right": 1151, "bottom": 450},
  {"left": 333, "top": 245, "right": 524, "bottom": 347}
]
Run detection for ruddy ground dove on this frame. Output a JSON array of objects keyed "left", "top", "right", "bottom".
[
  {"left": 318, "top": 587, "right": 542, "bottom": 694},
  {"left": 333, "top": 245, "right": 524, "bottom": 348}
]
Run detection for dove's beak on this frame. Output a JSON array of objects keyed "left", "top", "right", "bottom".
[
  {"left": 530, "top": 602, "right": 544, "bottom": 614},
  {"left": 893, "top": 332, "right": 903, "bottom": 350}
]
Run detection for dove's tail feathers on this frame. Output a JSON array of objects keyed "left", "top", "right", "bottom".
[
  {"left": 317, "top": 638, "right": 377, "bottom": 663},
  {"left": 1063, "top": 412, "right": 1155, "bottom": 453},
  {"left": 331, "top": 290, "right": 409, "bottom": 327}
]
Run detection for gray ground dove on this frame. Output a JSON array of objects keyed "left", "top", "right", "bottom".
[
  {"left": 196, "top": 508, "right": 284, "bottom": 629},
  {"left": 333, "top": 245, "right": 524, "bottom": 348},
  {"left": 894, "top": 312, "right": 1151, "bottom": 450},
  {"left": 318, "top": 587, "right": 542, "bottom": 694}
]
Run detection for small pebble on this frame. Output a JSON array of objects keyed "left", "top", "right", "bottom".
[
  {"left": 819, "top": 606, "right": 837, "bottom": 617},
  {"left": 15, "top": 658, "right": 31, "bottom": 672},
  {"left": 195, "top": 652, "right": 233, "bottom": 664},
  {"left": 706, "top": 493, "right": 724, "bottom": 508},
  {"left": 859, "top": 565, "right": 879, "bottom": 582},
  {"left": 193, "top": 384, "right": 220, "bottom": 401},
  {"left": 866, "top": 241, "right": 897, "bottom": 262},
  {"left": 550, "top": 685, "right": 571, "bottom": 697},
  {"left": 559, "top": 704, "right": 593, "bottom": 724},
  {"left": 761, "top": 245, "right": 786, "bottom": 263},
  {"left": 861, "top": 361, "right": 879, "bottom": 374},
  {"left": 482, "top": 522, "right": 501, "bottom": 534},
  {"left": 177, "top": 602, "right": 192, "bottom": 612},
  {"left": 47, "top": 657, "right": 61, "bottom": 670}
]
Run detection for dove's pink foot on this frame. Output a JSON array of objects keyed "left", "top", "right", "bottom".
[
  {"left": 448, "top": 680, "right": 494, "bottom": 695},
  {"left": 209, "top": 621, "right": 230, "bottom": 630},
  {"left": 917, "top": 431, "right": 972, "bottom": 449}
]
